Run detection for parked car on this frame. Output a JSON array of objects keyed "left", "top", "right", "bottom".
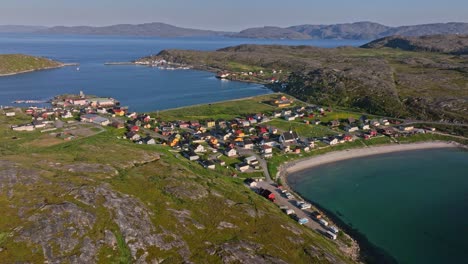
[
  {"left": 325, "top": 231, "right": 337, "bottom": 240},
  {"left": 319, "top": 219, "right": 329, "bottom": 226},
  {"left": 298, "top": 218, "right": 309, "bottom": 225},
  {"left": 329, "top": 225, "right": 339, "bottom": 234}
]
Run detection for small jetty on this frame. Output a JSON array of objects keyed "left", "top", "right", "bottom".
[
  {"left": 104, "top": 62, "right": 135, "bottom": 66},
  {"left": 12, "top": 100, "right": 48, "bottom": 104}
]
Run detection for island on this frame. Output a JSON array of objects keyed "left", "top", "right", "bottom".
[{"left": 0, "top": 54, "right": 65, "bottom": 76}]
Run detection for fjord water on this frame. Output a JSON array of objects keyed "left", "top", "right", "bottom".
[
  {"left": 288, "top": 148, "right": 468, "bottom": 264},
  {"left": 0, "top": 34, "right": 367, "bottom": 111}
]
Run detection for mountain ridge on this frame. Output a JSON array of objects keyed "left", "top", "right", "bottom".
[{"left": 2, "top": 21, "right": 468, "bottom": 39}]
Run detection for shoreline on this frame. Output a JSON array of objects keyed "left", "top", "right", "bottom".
[
  {"left": 285, "top": 141, "right": 461, "bottom": 175},
  {"left": 278, "top": 141, "right": 464, "bottom": 263},
  {"left": 0, "top": 63, "right": 78, "bottom": 77}
]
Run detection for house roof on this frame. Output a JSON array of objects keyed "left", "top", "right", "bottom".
[{"left": 281, "top": 131, "right": 298, "bottom": 141}]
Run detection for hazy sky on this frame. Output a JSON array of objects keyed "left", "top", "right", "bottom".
[{"left": 1, "top": 0, "right": 467, "bottom": 31}]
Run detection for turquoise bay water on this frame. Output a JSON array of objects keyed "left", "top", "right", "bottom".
[{"left": 288, "top": 148, "right": 468, "bottom": 264}]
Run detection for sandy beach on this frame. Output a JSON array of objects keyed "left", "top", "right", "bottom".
[{"left": 284, "top": 141, "right": 461, "bottom": 175}]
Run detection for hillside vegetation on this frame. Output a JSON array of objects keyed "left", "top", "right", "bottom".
[
  {"left": 0, "top": 111, "right": 354, "bottom": 263},
  {"left": 362, "top": 35, "right": 468, "bottom": 54},
  {"left": 138, "top": 42, "right": 468, "bottom": 123},
  {"left": 0, "top": 54, "right": 63, "bottom": 76}
]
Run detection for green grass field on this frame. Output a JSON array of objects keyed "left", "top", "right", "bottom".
[
  {"left": 0, "top": 54, "right": 62, "bottom": 75},
  {"left": 266, "top": 119, "right": 339, "bottom": 138}
]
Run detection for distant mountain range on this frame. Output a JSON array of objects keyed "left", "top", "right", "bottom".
[
  {"left": 0, "top": 25, "right": 47, "bottom": 33},
  {"left": 39, "top": 22, "right": 227, "bottom": 38},
  {"left": 233, "top": 22, "right": 468, "bottom": 39},
  {"left": 1, "top": 22, "right": 468, "bottom": 39}
]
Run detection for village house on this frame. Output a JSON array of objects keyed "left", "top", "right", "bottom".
[
  {"left": 261, "top": 138, "right": 276, "bottom": 147},
  {"left": 360, "top": 123, "right": 370, "bottom": 130},
  {"left": 62, "top": 111, "right": 73, "bottom": 119},
  {"left": 272, "top": 96, "right": 293, "bottom": 108},
  {"left": 280, "top": 131, "right": 299, "bottom": 144},
  {"left": 344, "top": 125, "right": 359, "bottom": 132},
  {"left": 371, "top": 120, "right": 381, "bottom": 127},
  {"left": 206, "top": 120, "right": 216, "bottom": 128},
  {"left": 80, "top": 114, "right": 110, "bottom": 126},
  {"left": 244, "top": 178, "right": 257, "bottom": 188},
  {"left": 32, "top": 120, "right": 46, "bottom": 129},
  {"left": 113, "top": 108, "right": 125, "bottom": 116},
  {"left": 96, "top": 108, "right": 107, "bottom": 114},
  {"left": 216, "top": 120, "right": 227, "bottom": 129},
  {"left": 125, "top": 131, "right": 141, "bottom": 141},
  {"left": 380, "top": 119, "right": 390, "bottom": 126},
  {"left": 11, "top": 124, "right": 35, "bottom": 131},
  {"left": 200, "top": 160, "right": 216, "bottom": 170},
  {"left": 236, "top": 163, "right": 250, "bottom": 172},
  {"left": 88, "top": 98, "right": 115, "bottom": 108},
  {"left": 71, "top": 98, "right": 88, "bottom": 106},
  {"left": 329, "top": 120, "right": 340, "bottom": 128},
  {"left": 5, "top": 112, "right": 16, "bottom": 117},
  {"left": 190, "top": 143, "right": 206, "bottom": 153},
  {"left": 243, "top": 139, "right": 254, "bottom": 149},
  {"left": 224, "top": 147, "right": 238, "bottom": 157},
  {"left": 179, "top": 122, "right": 190, "bottom": 129},
  {"left": 245, "top": 156, "right": 259, "bottom": 166},
  {"left": 399, "top": 126, "right": 414, "bottom": 131},
  {"left": 342, "top": 134, "right": 353, "bottom": 142},
  {"left": 324, "top": 136, "right": 339, "bottom": 145},
  {"left": 281, "top": 110, "right": 292, "bottom": 117},
  {"left": 183, "top": 151, "right": 200, "bottom": 161},
  {"left": 142, "top": 136, "right": 156, "bottom": 145},
  {"left": 111, "top": 121, "right": 125, "bottom": 129},
  {"left": 261, "top": 145, "right": 273, "bottom": 158},
  {"left": 213, "top": 159, "right": 226, "bottom": 166},
  {"left": 284, "top": 115, "right": 296, "bottom": 121}
]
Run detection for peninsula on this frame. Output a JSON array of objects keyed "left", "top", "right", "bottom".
[
  {"left": 135, "top": 35, "right": 468, "bottom": 124},
  {"left": 0, "top": 54, "right": 65, "bottom": 76}
]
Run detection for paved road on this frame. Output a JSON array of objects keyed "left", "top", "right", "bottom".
[{"left": 256, "top": 181, "right": 329, "bottom": 234}]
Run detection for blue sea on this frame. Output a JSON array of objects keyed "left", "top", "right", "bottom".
[
  {"left": 0, "top": 34, "right": 366, "bottom": 112},
  {"left": 288, "top": 148, "right": 468, "bottom": 264}
]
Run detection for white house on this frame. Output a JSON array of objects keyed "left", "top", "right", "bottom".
[
  {"left": 190, "top": 144, "right": 206, "bottom": 153},
  {"left": 224, "top": 147, "right": 238, "bottom": 157},
  {"left": 236, "top": 163, "right": 250, "bottom": 172},
  {"left": 324, "top": 137, "right": 339, "bottom": 145},
  {"left": 360, "top": 124, "right": 370, "bottom": 130},
  {"left": 245, "top": 156, "right": 259, "bottom": 165},
  {"left": 344, "top": 126, "right": 359, "bottom": 132}
]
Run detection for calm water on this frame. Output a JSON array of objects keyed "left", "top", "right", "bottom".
[
  {"left": 289, "top": 148, "right": 468, "bottom": 264},
  {"left": 0, "top": 34, "right": 367, "bottom": 112}
]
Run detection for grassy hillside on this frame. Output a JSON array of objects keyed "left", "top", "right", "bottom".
[
  {"left": 0, "top": 54, "right": 63, "bottom": 75},
  {"left": 0, "top": 110, "right": 355, "bottom": 263},
  {"left": 361, "top": 35, "right": 468, "bottom": 55},
  {"left": 137, "top": 43, "right": 468, "bottom": 123}
]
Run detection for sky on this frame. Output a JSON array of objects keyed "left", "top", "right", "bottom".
[{"left": 1, "top": 0, "right": 467, "bottom": 31}]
